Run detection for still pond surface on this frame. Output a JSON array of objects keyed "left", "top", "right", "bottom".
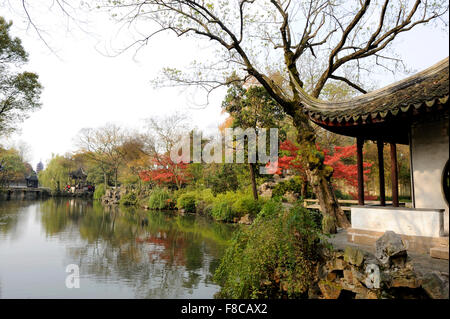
[{"left": 0, "top": 199, "right": 235, "bottom": 298}]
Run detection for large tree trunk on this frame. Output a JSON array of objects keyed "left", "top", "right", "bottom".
[
  {"left": 249, "top": 163, "right": 258, "bottom": 200},
  {"left": 293, "top": 112, "right": 350, "bottom": 233},
  {"left": 306, "top": 168, "right": 351, "bottom": 232}
]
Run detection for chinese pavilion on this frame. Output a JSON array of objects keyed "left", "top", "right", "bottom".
[{"left": 296, "top": 58, "right": 449, "bottom": 259}]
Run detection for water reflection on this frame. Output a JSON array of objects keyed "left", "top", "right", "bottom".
[
  {"left": 0, "top": 199, "right": 235, "bottom": 298},
  {"left": 0, "top": 200, "right": 28, "bottom": 238}
]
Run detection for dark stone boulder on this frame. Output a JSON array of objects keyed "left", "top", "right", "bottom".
[
  {"left": 376, "top": 231, "right": 407, "bottom": 267},
  {"left": 421, "top": 272, "right": 449, "bottom": 299}
]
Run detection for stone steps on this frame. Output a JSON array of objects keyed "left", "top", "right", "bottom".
[{"left": 430, "top": 236, "right": 449, "bottom": 260}]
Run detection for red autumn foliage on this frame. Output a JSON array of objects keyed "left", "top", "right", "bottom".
[
  {"left": 139, "top": 153, "right": 190, "bottom": 188},
  {"left": 275, "top": 140, "right": 373, "bottom": 197},
  {"left": 136, "top": 232, "right": 187, "bottom": 266},
  {"left": 275, "top": 140, "right": 305, "bottom": 175},
  {"left": 321, "top": 144, "right": 372, "bottom": 188}
]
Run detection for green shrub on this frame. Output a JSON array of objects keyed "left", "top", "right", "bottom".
[
  {"left": 272, "top": 176, "right": 303, "bottom": 198},
  {"left": 195, "top": 188, "right": 215, "bottom": 205},
  {"left": 202, "top": 204, "right": 213, "bottom": 216},
  {"left": 232, "top": 195, "right": 264, "bottom": 218},
  {"left": 177, "top": 193, "right": 196, "bottom": 213},
  {"left": 174, "top": 189, "right": 268, "bottom": 220},
  {"left": 214, "top": 203, "right": 326, "bottom": 299},
  {"left": 93, "top": 184, "right": 106, "bottom": 200},
  {"left": 193, "top": 189, "right": 215, "bottom": 214},
  {"left": 173, "top": 189, "right": 216, "bottom": 214},
  {"left": 209, "top": 191, "right": 241, "bottom": 222},
  {"left": 257, "top": 198, "right": 284, "bottom": 221},
  {"left": 211, "top": 201, "right": 235, "bottom": 222},
  {"left": 148, "top": 188, "right": 173, "bottom": 210},
  {"left": 207, "top": 191, "right": 269, "bottom": 221},
  {"left": 119, "top": 192, "right": 139, "bottom": 206}
]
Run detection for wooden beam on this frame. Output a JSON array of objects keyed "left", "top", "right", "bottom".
[
  {"left": 390, "top": 143, "right": 399, "bottom": 207},
  {"left": 377, "top": 141, "right": 386, "bottom": 206},
  {"left": 357, "top": 137, "right": 365, "bottom": 206}
]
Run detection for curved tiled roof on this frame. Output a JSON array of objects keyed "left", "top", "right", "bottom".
[{"left": 297, "top": 58, "right": 449, "bottom": 126}]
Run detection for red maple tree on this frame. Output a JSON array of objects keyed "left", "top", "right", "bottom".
[
  {"left": 321, "top": 144, "right": 372, "bottom": 190},
  {"left": 139, "top": 153, "right": 190, "bottom": 189},
  {"left": 273, "top": 140, "right": 373, "bottom": 199}
]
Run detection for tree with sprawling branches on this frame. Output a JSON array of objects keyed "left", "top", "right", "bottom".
[
  {"left": 0, "top": 16, "right": 42, "bottom": 136},
  {"left": 139, "top": 113, "right": 192, "bottom": 189},
  {"left": 76, "top": 123, "right": 128, "bottom": 188},
  {"left": 19, "top": 0, "right": 449, "bottom": 230}
]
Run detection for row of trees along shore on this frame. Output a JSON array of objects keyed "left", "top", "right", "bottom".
[{"left": 36, "top": 107, "right": 411, "bottom": 214}]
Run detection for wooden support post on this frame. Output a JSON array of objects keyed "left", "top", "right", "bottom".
[
  {"left": 390, "top": 143, "right": 399, "bottom": 207},
  {"left": 357, "top": 137, "right": 365, "bottom": 206},
  {"left": 377, "top": 141, "right": 386, "bottom": 206}
]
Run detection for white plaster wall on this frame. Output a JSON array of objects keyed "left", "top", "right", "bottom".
[
  {"left": 351, "top": 207, "right": 444, "bottom": 237},
  {"left": 411, "top": 117, "right": 449, "bottom": 235}
]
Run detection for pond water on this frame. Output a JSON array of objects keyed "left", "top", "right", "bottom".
[{"left": 0, "top": 199, "right": 235, "bottom": 299}]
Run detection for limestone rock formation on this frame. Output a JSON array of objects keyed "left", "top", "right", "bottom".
[
  {"left": 317, "top": 231, "right": 449, "bottom": 299},
  {"left": 258, "top": 181, "right": 276, "bottom": 198},
  {"left": 101, "top": 187, "right": 126, "bottom": 205},
  {"left": 375, "top": 231, "right": 408, "bottom": 267},
  {"left": 238, "top": 214, "right": 253, "bottom": 225},
  {"left": 344, "top": 246, "right": 365, "bottom": 267}
]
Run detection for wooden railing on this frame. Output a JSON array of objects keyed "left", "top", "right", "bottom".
[{"left": 304, "top": 199, "right": 412, "bottom": 211}]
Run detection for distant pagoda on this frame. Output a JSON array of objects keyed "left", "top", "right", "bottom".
[{"left": 36, "top": 160, "right": 44, "bottom": 174}]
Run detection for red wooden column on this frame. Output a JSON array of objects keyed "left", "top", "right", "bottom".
[
  {"left": 377, "top": 141, "right": 386, "bottom": 206},
  {"left": 390, "top": 143, "right": 399, "bottom": 207},
  {"left": 357, "top": 137, "right": 365, "bottom": 206}
]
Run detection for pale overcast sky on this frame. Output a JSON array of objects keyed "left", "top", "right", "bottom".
[{"left": 0, "top": 2, "right": 448, "bottom": 170}]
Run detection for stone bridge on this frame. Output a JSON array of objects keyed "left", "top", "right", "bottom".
[{"left": 0, "top": 187, "right": 51, "bottom": 200}]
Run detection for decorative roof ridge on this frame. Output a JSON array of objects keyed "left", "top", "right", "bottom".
[{"left": 290, "top": 57, "right": 449, "bottom": 112}]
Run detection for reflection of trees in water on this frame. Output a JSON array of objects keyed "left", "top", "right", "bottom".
[
  {"left": 37, "top": 198, "right": 235, "bottom": 298},
  {"left": 0, "top": 200, "right": 37, "bottom": 238},
  {"left": 39, "top": 199, "right": 94, "bottom": 236}
]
